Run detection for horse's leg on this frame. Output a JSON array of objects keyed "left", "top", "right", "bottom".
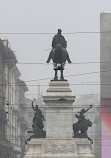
[
  {"left": 84, "top": 130, "right": 93, "bottom": 144},
  {"left": 60, "top": 65, "right": 65, "bottom": 80},
  {"left": 84, "top": 131, "right": 88, "bottom": 138},
  {"left": 88, "top": 137, "right": 93, "bottom": 144},
  {"left": 60, "top": 69, "right": 64, "bottom": 80},
  {"left": 54, "top": 69, "right": 58, "bottom": 80},
  {"left": 73, "top": 128, "right": 77, "bottom": 137}
]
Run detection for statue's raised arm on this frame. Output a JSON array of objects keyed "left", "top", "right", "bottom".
[
  {"left": 76, "top": 105, "right": 92, "bottom": 121},
  {"left": 32, "top": 101, "right": 35, "bottom": 111},
  {"left": 84, "top": 105, "right": 92, "bottom": 113}
]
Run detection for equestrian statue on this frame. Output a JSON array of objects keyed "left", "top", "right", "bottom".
[
  {"left": 73, "top": 105, "right": 93, "bottom": 143},
  {"left": 47, "top": 29, "right": 71, "bottom": 80}
]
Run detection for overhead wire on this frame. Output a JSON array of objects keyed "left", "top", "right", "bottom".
[
  {"left": 0, "top": 31, "right": 111, "bottom": 35},
  {"left": 1, "top": 68, "right": 109, "bottom": 84},
  {"left": 17, "top": 61, "right": 111, "bottom": 65}
]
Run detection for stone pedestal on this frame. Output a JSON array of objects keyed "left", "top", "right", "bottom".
[
  {"left": 25, "top": 138, "right": 95, "bottom": 158},
  {"left": 25, "top": 80, "right": 95, "bottom": 158},
  {"left": 43, "top": 80, "right": 75, "bottom": 138}
]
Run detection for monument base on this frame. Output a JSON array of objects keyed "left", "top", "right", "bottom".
[{"left": 24, "top": 138, "right": 95, "bottom": 158}]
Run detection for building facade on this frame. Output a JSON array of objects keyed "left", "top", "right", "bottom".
[
  {"left": 17, "top": 79, "right": 29, "bottom": 158},
  {"left": 4, "top": 40, "right": 22, "bottom": 158},
  {"left": 0, "top": 39, "right": 31, "bottom": 158},
  {"left": 100, "top": 13, "right": 111, "bottom": 158},
  {"left": 0, "top": 39, "right": 15, "bottom": 158}
]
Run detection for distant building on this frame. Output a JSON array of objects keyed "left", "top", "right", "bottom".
[
  {"left": 25, "top": 98, "right": 33, "bottom": 128},
  {"left": 17, "top": 79, "right": 29, "bottom": 158},
  {"left": 74, "top": 94, "right": 101, "bottom": 158},
  {"left": 100, "top": 13, "right": 111, "bottom": 158}
]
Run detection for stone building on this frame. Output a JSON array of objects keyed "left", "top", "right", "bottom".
[
  {"left": 100, "top": 13, "right": 111, "bottom": 158},
  {"left": 24, "top": 98, "right": 33, "bottom": 131},
  {"left": 4, "top": 40, "right": 22, "bottom": 158},
  {"left": 0, "top": 39, "right": 31, "bottom": 158},
  {"left": 0, "top": 39, "right": 14, "bottom": 158},
  {"left": 17, "top": 79, "right": 29, "bottom": 158}
]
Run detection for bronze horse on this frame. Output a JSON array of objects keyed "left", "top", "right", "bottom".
[
  {"left": 47, "top": 43, "right": 71, "bottom": 80},
  {"left": 73, "top": 119, "right": 93, "bottom": 143}
]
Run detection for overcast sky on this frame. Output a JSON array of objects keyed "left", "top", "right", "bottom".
[{"left": 0, "top": 0, "right": 111, "bottom": 100}]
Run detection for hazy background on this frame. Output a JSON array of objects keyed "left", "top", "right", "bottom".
[{"left": 0, "top": 0, "right": 110, "bottom": 99}]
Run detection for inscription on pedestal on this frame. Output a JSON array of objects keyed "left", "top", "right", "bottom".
[
  {"left": 25, "top": 139, "right": 95, "bottom": 158},
  {"left": 43, "top": 143, "right": 76, "bottom": 154}
]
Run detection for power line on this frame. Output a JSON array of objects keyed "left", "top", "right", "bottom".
[
  {"left": 17, "top": 69, "right": 110, "bottom": 82},
  {"left": 3, "top": 101, "right": 111, "bottom": 108},
  {"left": 17, "top": 61, "right": 111, "bottom": 65},
  {"left": 3, "top": 82, "right": 111, "bottom": 86},
  {"left": 0, "top": 105, "right": 103, "bottom": 108},
  {"left": 2, "top": 69, "right": 108, "bottom": 84},
  {"left": 5, "top": 112, "right": 110, "bottom": 114},
  {"left": 0, "top": 69, "right": 102, "bottom": 85},
  {"left": 0, "top": 31, "right": 111, "bottom": 35},
  {"left": 1, "top": 138, "right": 111, "bottom": 140},
  {"left": 0, "top": 102, "right": 104, "bottom": 107},
  {"left": 18, "top": 62, "right": 52, "bottom": 65},
  {"left": 1, "top": 82, "right": 101, "bottom": 86},
  {"left": 0, "top": 83, "right": 101, "bottom": 87}
]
